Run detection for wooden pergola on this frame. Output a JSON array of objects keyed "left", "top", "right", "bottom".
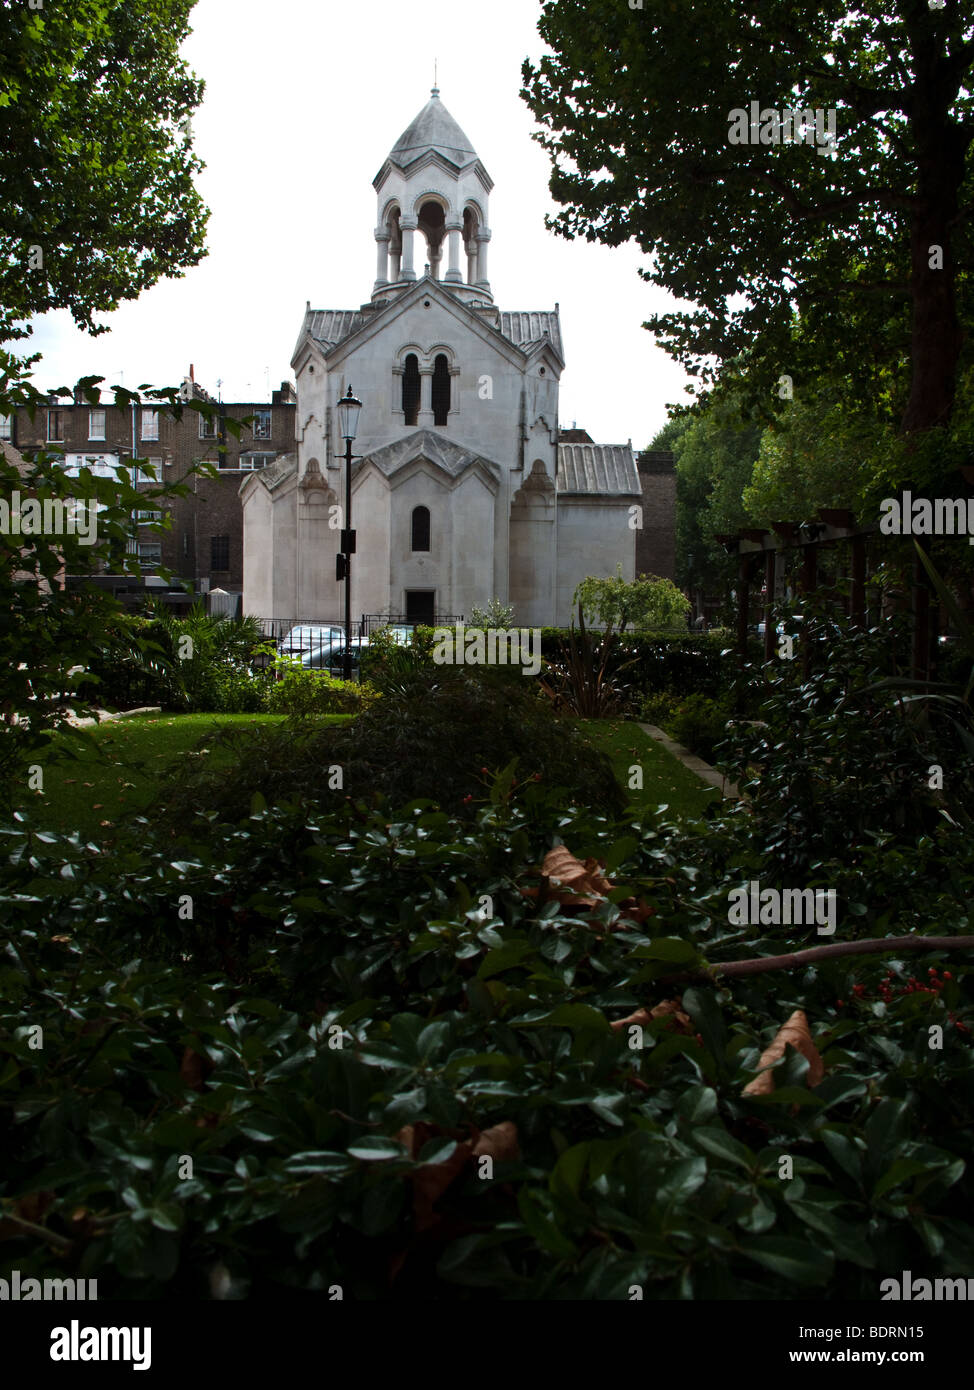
[{"left": 716, "top": 509, "right": 888, "bottom": 670}]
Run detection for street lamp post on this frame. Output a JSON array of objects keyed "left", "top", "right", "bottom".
[{"left": 335, "top": 386, "right": 363, "bottom": 682}]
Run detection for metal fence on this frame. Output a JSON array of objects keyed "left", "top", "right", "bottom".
[
  {"left": 259, "top": 615, "right": 466, "bottom": 655},
  {"left": 259, "top": 618, "right": 346, "bottom": 650},
  {"left": 360, "top": 613, "right": 464, "bottom": 637}
]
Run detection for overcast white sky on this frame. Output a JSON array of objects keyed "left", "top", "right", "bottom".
[{"left": 27, "top": 0, "right": 693, "bottom": 447}]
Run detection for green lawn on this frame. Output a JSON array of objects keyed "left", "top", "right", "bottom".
[
  {"left": 16, "top": 713, "right": 350, "bottom": 839},
  {"left": 17, "top": 711, "right": 716, "bottom": 840},
  {"left": 579, "top": 718, "right": 718, "bottom": 819}
]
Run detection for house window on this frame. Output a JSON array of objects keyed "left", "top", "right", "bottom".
[
  {"left": 411, "top": 505, "right": 430, "bottom": 552},
  {"left": 252, "top": 408, "right": 271, "bottom": 439},
  {"left": 138, "top": 541, "right": 162, "bottom": 566},
  {"left": 210, "top": 534, "right": 230, "bottom": 570},
  {"left": 141, "top": 408, "right": 159, "bottom": 441},
  {"left": 402, "top": 353, "right": 420, "bottom": 426},
  {"left": 143, "top": 456, "right": 163, "bottom": 479},
  {"left": 47, "top": 409, "right": 64, "bottom": 442},
  {"left": 0, "top": 414, "right": 11, "bottom": 441},
  {"left": 237, "top": 452, "right": 274, "bottom": 471},
  {"left": 137, "top": 509, "right": 163, "bottom": 523},
  {"left": 89, "top": 408, "right": 106, "bottom": 440},
  {"left": 432, "top": 354, "right": 450, "bottom": 426},
  {"left": 199, "top": 413, "right": 217, "bottom": 439}
]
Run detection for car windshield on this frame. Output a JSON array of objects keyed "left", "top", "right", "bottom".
[{"left": 281, "top": 627, "right": 341, "bottom": 650}]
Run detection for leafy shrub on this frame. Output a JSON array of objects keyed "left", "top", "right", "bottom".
[
  {"left": 574, "top": 565, "right": 691, "bottom": 630},
  {"left": 359, "top": 625, "right": 438, "bottom": 693},
  {"left": 2, "top": 785, "right": 973, "bottom": 1298},
  {"left": 666, "top": 693, "right": 734, "bottom": 762},
  {"left": 539, "top": 606, "right": 636, "bottom": 716},
  {"left": 265, "top": 663, "right": 379, "bottom": 716},
  {"left": 468, "top": 597, "right": 516, "bottom": 627},
  {"left": 86, "top": 613, "right": 184, "bottom": 711},
  {"left": 86, "top": 603, "right": 270, "bottom": 714},
  {"left": 637, "top": 690, "right": 681, "bottom": 726},
  {"left": 156, "top": 666, "right": 625, "bottom": 826},
  {"left": 715, "top": 609, "right": 974, "bottom": 893},
  {"left": 540, "top": 629, "right": 740, "bottom": 701},
  {"left": 208, "top": 661, "right": 273, "bottom": 713}
]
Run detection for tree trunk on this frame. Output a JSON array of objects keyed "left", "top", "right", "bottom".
[{"left": 900, "top": 24, "right": 970, "bottom": 436}]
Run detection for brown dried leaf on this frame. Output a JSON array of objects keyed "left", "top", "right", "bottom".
[
  {"left": 396, "top": 1123, "right": 472, "bottom": 1232},
  {"left": 179, "top": 1047, "right": 208, "bottom": 1091},
  {"left": 16, "top": 1191, "right": 56, "bottom": 1223},
  {"left": 742, "top": 1009, "right": 824, "bottom": 1097},
  {"left": 396, "top": 1120, "right": 519, "bottom": 1233},
  {"left": 471, "top": 1120, "right": 520, "bottom": 1163},
  {"left": 541, "top": 845, "right": 614, "bottom": 907},
  {"left": 617, "top": 895, "right": 657, "bottom": 925},
  {"left": 610, "top": 999, "right": 693, "bottom": 1034}
]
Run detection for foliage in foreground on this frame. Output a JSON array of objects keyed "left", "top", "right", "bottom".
[
  {"left": 1, "top": 776, "right": 972, "bottom": 1299},
  {"left": 3, "top": 626, "right": 974, "bottom": 1299}
]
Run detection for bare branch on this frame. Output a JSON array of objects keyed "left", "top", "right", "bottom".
[{"left": 703, "top": 935, "right": 974, "bottom": 980}]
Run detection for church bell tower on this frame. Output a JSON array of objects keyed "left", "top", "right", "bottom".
[{"left": 371, "top": 87, "right": 494, "bottom": 307}]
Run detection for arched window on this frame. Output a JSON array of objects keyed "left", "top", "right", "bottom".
[
  {"left": 432, "top": 354, "right": 451, "bottom": 427},
  {"left": 411, "top": 505, "right": 430, "bottom": 552},
  {"left": 402, "top": 353, "right": 420, "bottom": 426}
]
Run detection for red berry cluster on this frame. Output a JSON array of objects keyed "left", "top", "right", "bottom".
[{"left": 838, "top": 968, "right": 968, "bottom": 1036}]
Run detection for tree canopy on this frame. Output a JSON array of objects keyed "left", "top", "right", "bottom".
[
  {"left": 574, "top": 566, "right": 691, "bottom": 630},
  {"left": 0, "top": 0, "right": 207, "bottom": 349},
  {"left": 522, "top": 1, "right": 974, "bottom": 443},
  {"left": 670, "top": 390, "right": 762, "bottom": 595}
]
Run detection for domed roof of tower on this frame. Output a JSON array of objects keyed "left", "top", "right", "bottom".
[{"left": 388, "top": 88, "right": 479, "bottom": 170}]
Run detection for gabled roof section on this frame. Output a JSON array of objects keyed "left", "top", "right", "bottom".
[
  {"left": 298, "top": 278, "right": 536, "bottom": 371},
  {"left": 243, "top": 452, "right": 297, "bottom": 493},
  {"left": 557, "top": 443, "right": 642, "bottom": 496},
  {"left": 359, "top": 428, "right": 502, "bottom": 489},
  {"left": 500, "top": 310, "right": 564, "bottom": 364}
]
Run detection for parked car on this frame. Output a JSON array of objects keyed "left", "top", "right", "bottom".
[
  {"left": 323, "top": 638, "right": 369, "bottom": 677},
  {"left": 756, "top": 615, "right": 806, "bottom": 638},
  {"left": 278, "top": 624, "right": 343, "bottom": 659},
  {"left": 298, "top": 636, "right": 347, "bottom": 670},
  {"left": 320, "top": 626, "right": 414, "bottom": 677}
]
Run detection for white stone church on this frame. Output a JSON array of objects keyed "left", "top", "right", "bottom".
[{"left": 241, "top": 89, "right": 641, "bottom": 628}]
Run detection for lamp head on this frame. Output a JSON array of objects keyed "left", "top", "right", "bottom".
[{"left": 337, "top": 386, "right": 363, "bottom": 442}]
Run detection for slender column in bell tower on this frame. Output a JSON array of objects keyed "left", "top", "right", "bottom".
[
  {"left": 400, "top": 217, "right": 418, "bottom": 281},
  {"left": 445, "top": 221, "right": 463, "bottom": 284},
  {"left": 374, "top": 230, "right": 390, "bottom": 291}
]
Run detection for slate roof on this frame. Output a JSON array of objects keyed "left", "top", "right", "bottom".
[
  {"left": 388, "top": 90, "right": 479, "bottom": 170},
  {"left": 304, "top": 309, "right": 368, "bottom": 353},
  {"left": 297, "top": 301, "right": 564, "bottom": 364},
  {"left": 499, "top": 310, "right": 563, "bottom": 361},
  {"left": 557, "top": 443, "right": 642, "bottom": 496}
]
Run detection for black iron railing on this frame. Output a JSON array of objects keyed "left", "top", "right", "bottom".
[{"left": 360, "top": 613, "right": 464, "bottom": 637}]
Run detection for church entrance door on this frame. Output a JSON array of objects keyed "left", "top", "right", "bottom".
[{"left": 405, "top": 590, "right": 436, "bottom": 625}]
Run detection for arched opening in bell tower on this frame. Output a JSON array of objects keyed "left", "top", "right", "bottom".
[
  {"left": 417, "top": 199, "right": 446, "bottom": 279},
  {"left": 462, "top": 206, "right": 481, "bottom": 285},
  {"left": 386, "top": 206, "right": 402, "bottom": 281}
]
